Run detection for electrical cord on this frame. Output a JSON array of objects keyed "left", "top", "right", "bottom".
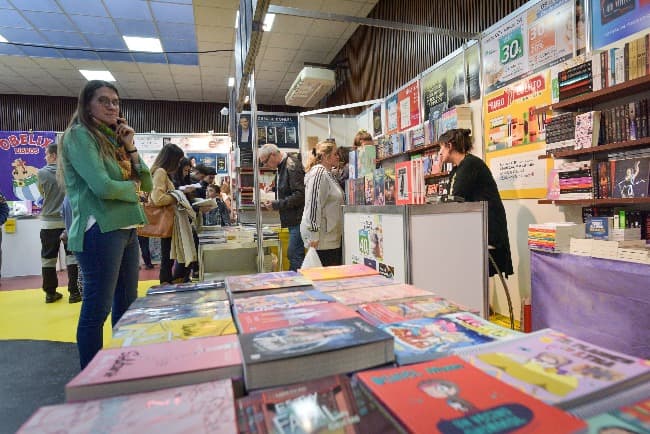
[{"left": 3, "top": 41, "right": 233, "bottom": 54}]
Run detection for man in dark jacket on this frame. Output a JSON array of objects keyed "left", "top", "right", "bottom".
[
  {"left": 259, "top": 144, "right": 305, "bottom": 271},
  {"left": 0, "top": 190, "right": 9, "bottom": 285}
]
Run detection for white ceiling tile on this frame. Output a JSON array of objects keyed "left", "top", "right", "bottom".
[
  {"left": 195, "top": 7, "right": 236, "bottom": 27},
  {"left": 266, "top": 32, "right": 303, "bottom": 50},
  {"left": 271, "top": 15, "right": 314, "bottom": 35},
  {"left": 137, "top": 63, "right": 171, "bottom": 74},
  {"left": 105, "top": 62, "right": 141, "bottom": 73},
  {"left": 196, "top": 25, "right": 234, "bottom": 43},
  {"left": 300, "top": 36, "right": 338, "bottom": 52},
  {"left": 0, "top": 56, "right": 38, "bottom": 68},
  {"left": 319, "top": 0, "right": 365, "bottom": 15},
  {"left": 261, "top": 47, "right": 296, "bottom": 62},
  {"left": 31, "top": 58, "right": 75, "bottom": 69},
  {"left": 199, "top": 53, "right": 232, "bottom": 68}
]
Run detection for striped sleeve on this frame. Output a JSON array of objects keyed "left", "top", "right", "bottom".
[{"left": 305, "top": 166, "right": 326, "bottom": 232}]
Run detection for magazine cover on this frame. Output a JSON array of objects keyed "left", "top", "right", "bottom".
[
  {"left": 146, "top": 280, "right": 225, "bottom": 295},
  {"left": 328, "top": 283, "right": 432, "bottom": 306},
  {"left": 312, "top": 275, "right": 395, "bottom": 292},
  {"left": 356, "top": 296, "right": 474, "bottom": 325},
  {"left": 232, "top": 290, "right": 335, "bottom": 314},
  {"left": 225, "top": 271, "right": 313, "bottom": 294},
  {"left": 114, "top": 300, "right": 231, "bottom": 328},
  {"left": 129, "top": 289, "right": 228, "bottom": 309},
  {"left": 298, "top": 264, "right": 378, "bottom": 281}
]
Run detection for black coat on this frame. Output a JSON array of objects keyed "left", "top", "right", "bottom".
[
  {"left": 272, "top": 154, "right": 305, "bottom": 227},
  {"left": 449, "top": 154, "right": 513, "bottom": 277}
]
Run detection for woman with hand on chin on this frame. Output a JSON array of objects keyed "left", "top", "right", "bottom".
[{"left": 60, "top": 80, "right": 152, "bottom": 369}]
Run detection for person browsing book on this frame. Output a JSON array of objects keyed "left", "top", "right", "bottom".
[
  {"left": 438, "top": 128, "right": 513, "bottom": 277},
  {"left": 301, "top": 141, "right": 344, "bottom": 266},
  {"left": 60, "top": 80, "right": 153, "bottom": 369}
]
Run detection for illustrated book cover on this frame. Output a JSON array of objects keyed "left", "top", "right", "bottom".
[
  {"left": 146, "top": 279, "right": 226, "bottom": 295},
  {"left": 357, "top": 296, "right": 478, "bottom": 326},
  {"left": 129, "top": 289, "right": 229, "bottom": 310},
  {"left": 455, "top": 328, "right": 650, "bottom": 409},
  {"left": 114, "top": 300, "right": 231, "bottom": 328},
  {"left": 586, "top": 397, "right": 650, "bottom": 434},
  {"left": 298, "top": 264, "right": 379, "bottom": 281},
  {"left": 328, "top": 283, "right": 433, "bottom": 307},
  {"left": 19, "top": 380, "right": 237, "bottom": 434},
  {"left": 395, "top": 160, "right": 413, "bottom": 205},
  {"left": 311, "top": 274, "right": 395, "bottom": 292},
  {"left": 232, "top": 289, "right": 335, "bottom": 314},
  {"left": 355, "top": 356, "right": 587, "bottom": 434},
  {"left": 225, "top": 271, "right": 313, "bottom": 298},
  {"left": 66, "top": 335, "right": 242, "bottom": 402}
]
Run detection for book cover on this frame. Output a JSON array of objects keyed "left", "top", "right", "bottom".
[
  {"left": 356, "top": 356, "right": 587, "bottom": 434},
  {"left": 328, "top": 283, "right": 433, "bottom": 306},
  {"left": 586, "top": 397, "right": 650, "bottom": 433},
  {"left": 298, "top": 264, "right": 379, "bottom": 281},
  {"left": 109, "top": 315, "right": 237, "bottom": 348},
  {"left": 374, "top": 168, "right": 385, "bottom": 205},
  {"left": 19, "top": 380, "right": 237, "bottom": 434},
  {"left": 354, "top": 178, "right": 365, "bottom": 205},
  {"left": 364, "top": 174, "right": 374, "bottom": 205},
  {"left": 575, "top": 111, "right": 601, "bottom": 149},
  {"left": 395, "top": 160, "right": 413, "bottom": 205},
  {"left": 457, "top": 329, "right": 650, "bottom": 408},
  {"left": 226, "top": 271, "right": 313, "bottom": 294},
  {"left": 233, "top": 289, "right": 335, "bottom": 315},
  {"left": 129, "top": 289, "right": 228, "bottom": 310},
  {"left": 115, "top": 300, "right": 231, "bottom": 328},
  {"left": 357, "top": 296, "right": 473, "bottom": 325},
  {"left": 357, "top": 144, "right": 376, "bottom": 178},
  {"left": 312, "top": 274, "right": 395, "bottom": 292},
  {"left": 612, "top": 157, "right": 650, "bottom": 198},
  {"left": 384, "top": 167, "right": 396, "bottom": 205},
  {"left": 146, "top": 279, "right": 225, "bottom": 295},
  {"left": 236, "top": 302, "right": 360, "bottom": 334},
  {"left": 65, "top": 335, "right": 242, "bottom": 402}
]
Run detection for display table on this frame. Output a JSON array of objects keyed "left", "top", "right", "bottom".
[
  {"left": 531, "top": 250, "right": 650, "bottom": 359},
  {"left": 199, "top": 239, "right": 282, "bottom": 281}
]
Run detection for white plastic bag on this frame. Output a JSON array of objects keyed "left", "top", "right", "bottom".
[{"left": 301, "top": 247, "right": 322, "bottom": 269}]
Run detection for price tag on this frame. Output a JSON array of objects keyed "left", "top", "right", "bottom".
[
  {"left": 358, "top": 230, "right": 370, "bottom": 256},
  {"left": 499, "top": 29, "right": 524, "bottom": 65}
]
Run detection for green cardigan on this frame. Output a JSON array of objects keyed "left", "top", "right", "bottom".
[{"left": 62, "top": 123, "right": 153, "bottom": 252}]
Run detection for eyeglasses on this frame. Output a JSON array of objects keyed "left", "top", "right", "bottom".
[{"left": 96, "top": 96, "right": 120, "bottom": 108}]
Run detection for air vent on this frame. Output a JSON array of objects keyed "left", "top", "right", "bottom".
[{"left": 285, "top": 66, "right": 336, "bottom": 107}]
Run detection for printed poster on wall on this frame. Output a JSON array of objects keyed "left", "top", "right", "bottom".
[
  {"left": 591, "top": 0, "right": 650, "bottom": 50},
  {"left": 257, "top": 113, "right": 299, "bottom": 149},
  {"left": 466, "top": 42, "right": 482, "bottom": 102},
  {"left": 397, "top": 80, "right": 421, "bottom": 131},
  {"left": 485, "top": 142, "right": 552, "bottom": 199},
  {"left": 385, "top": 93, "right": 399, "bottom": 135},
  {"left": 421, "top": 52, "right": 466, "bottom": 123},
  {"left": 483, "top": 71, "right": 552, "bottom": 153},
  {"left": 0, "top": 131, "right": 54, "bottom": 204},
  {"left": 353, "top": 214, "right": 396, "bottom": 278}
]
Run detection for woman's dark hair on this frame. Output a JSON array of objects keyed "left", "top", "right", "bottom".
[
  {"left": 173, "top": 157, "right": 191, "bottom": 187},
  {"left": 337, "top": 147, "right": 349, "bottom": 165},
  {"left": 151, "top": 143, "right": 185, "bottom": 174},
  {"left": 438, "top": 128, "right": 473, "bottom": 154}
]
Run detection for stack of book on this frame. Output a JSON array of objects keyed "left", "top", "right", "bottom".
[
  {"left": 558, "top": 61, "right": 592, "bottom": 101},
  {"left": 528, "top": 222, "right": 585, "bottom": 253},
  {"left": 558, "top": 161, "right": 594, "bottom": 200},
  {"left": 429, "top": 105, "right": 472, "bottom": 142},
  {"left": 198, "top": 227, "right": 226, "bottom": 244},
  {"left": 545, "top": 112, "right": 577, "bottom": 155}
]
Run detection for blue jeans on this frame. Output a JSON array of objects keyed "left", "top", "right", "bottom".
[
  {"left": 75, "top": 224, "right": 140, "bottom": 369},
  {"left": 287, "top": 225, "right": 305, "bottom": 271}
]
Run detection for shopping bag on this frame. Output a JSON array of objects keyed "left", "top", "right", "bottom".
[
  {"left": 137, "top": 202, "right": 174, "bottom": 238},
  {"left": 301, "top": 247, "right": 322, "bottom": 269}
]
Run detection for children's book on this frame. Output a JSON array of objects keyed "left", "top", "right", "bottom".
[
  {"left": 65, "top": 335, "right": 242, "bottom": 402},
  {"left": 109, "top": 315, "right": 237, "bottom": 348},
  {"left": 114, "top": 300, "right": 231, "bottom": 328},
  {"left": 298, "top": 264, "right": 378, "bottom": 281},
  {"left": 235, "top": 375, "right": 403, "bottom": 434},
  {"left": 356, "top": 356, "right": 587, "bottom": 434},
  {"left": 239, "top": 318, "right": 394, "bottom": 390},
  {"left": 225, "top": 271, "right": 313, "bottom": 298},
  {"left": 235, "top": 302, "right": 359, "bottom": 334},
  {"left": 356, "top": 296, "right": 475, "bottom": 325},
  {"left": 378, "top": 314, "right": 519, "bottom": 365},
  {"left": 455, "top": 328, "right": 650, "bottom": 409},
  {"left": 146, "top": 279, "right": 226, "bottom": 295},
  {"left": 312, "top": 274, "right": 395, "bottom": 292},
  {"left": 19, "top": 380, "right": 237, "bottom": 434},
  {"left": 232, "top": 289, "right": 335, "bottom": 315},
  {"left": 129, "top": 289, "right": 228, "bottom": 309},
  {"left": 328, "top": 283, "right": 433, "bottom": 306}
]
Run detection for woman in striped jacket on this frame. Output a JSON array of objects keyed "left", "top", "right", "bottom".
[{"left": 301, "top": 141, "right": 344, "bottom": 266}]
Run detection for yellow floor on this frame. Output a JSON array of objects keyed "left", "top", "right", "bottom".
[{"left": 0, "top": 280, "right": 158, "bottom": 344}]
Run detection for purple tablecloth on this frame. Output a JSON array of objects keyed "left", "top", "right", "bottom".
[{"left": 531, "top": 250, "right": 650, "bottom": 359}]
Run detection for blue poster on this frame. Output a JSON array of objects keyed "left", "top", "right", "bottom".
[
  {"left": 256, "top": 113, "right": 299, "bottom": 149},
  {"left": 591, "top": 0, "right": 650, "bottom": 50},
  {"left": 187, "top": 153, "right": 218, "bottom": 171},
  {"left": 0, "top": 131, "right": 55, "bottom": 204}
]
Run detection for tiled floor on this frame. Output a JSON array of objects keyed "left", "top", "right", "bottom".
[{"left": 0, "top": 267, "right": 160, "bottom": 291}]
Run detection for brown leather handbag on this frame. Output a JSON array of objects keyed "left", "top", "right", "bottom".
[{"left": 137, "top": 202, "right": 174, "bottom": 238}]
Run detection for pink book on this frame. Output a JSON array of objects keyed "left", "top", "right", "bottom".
[
  {"left": 328, "top": 283, "right": 433, "bottom": 306},
  {"left": 65, "top": 335, "right": 242, "bottom": 402},
  {"left": 236, "top": 302, "right": 360, "bottom": 333},
  {"left": 312, "top": 275, "right": 396, "bottom": 292},
  {"left": 298, "top": 264, "right": 379, "bottom": 281},
  {"left": 19, "top": 380, "right": 237, "bottom": 434}
]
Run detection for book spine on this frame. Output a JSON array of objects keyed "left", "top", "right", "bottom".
[
  {"left": 601, "top": 50, "right": 609, "bottom": 88},
  {"left": 559, "top": 84, "right": 593, "bottom": 100},
  {"left": 624, "top": 42, "right": 630, "bottom": 82},
  {"left": 558, "top": 62, "right": 592, "bottom": 81}
]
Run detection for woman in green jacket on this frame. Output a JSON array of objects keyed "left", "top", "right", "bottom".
[{"left": 60, "top": 80, "right": 152, "bottom": 369}]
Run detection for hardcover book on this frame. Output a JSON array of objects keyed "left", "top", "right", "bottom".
[
  {"left": 356, "top": 296, "right": 477, "bottom": 326},
  {"left": 455, "top": 328, "right": 650, "bottom": 409},
  {"left": 232, "top": 289, "right": 335, "bottom": 314},
  {"left": 225, "top": 271, "right": 313, "bottom": 298},
  {"left": 239, "top": 318, "right": 394, "bottom": 390},
  {"left": 373, "top": 168, "right": 385, "bottom": 205},
  {"left": 395, "top": 160, "right": 413, "bottom": 205},
  {"left": 19, "top": 380, "right": 237, "bottom": 434},
  {"left": 235, "top": 375, "right": 403, "bottom": 434},
  {"left": 612, "top": 157, "right": 650, "bottom": 198},
  {"left": 146, "top": 279, "right": 226, "bottom": 295},
  {"left": 235, "top": 301, "right": 360, "bottom": 334},
  {"left": 312, "top": 274, "right": 395, "bottom": 292},
  {"left": 384, "top": 167, "right": 396, "bottom": 205},
  {"left": 114, "top": 300, "right": 231, "bottom": 328},
  {"left": 586, "top": 397, "right": 650, "bottom": 434},
  {"left": 65, "top": 335, "right": 242, "bottom": 402},
  {"left": 328, "top": 283, "right": 433, "bottom": 306},
  {"left": 298, "top": 264, "right": 378, "bottom": 281},
  {"left": 574, "top": 111, "right": 601, "bottom": 150},
  {"left": 356, "top": 356, "right": 587, "bottom": 434},
  {"left": 129, "top": 289, "right": 229, "bottom": 310}
]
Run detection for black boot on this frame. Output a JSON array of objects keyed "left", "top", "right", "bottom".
[
  {"left": 67, "top": 264, "right": 81, "bottom": 303},
  {"left": 42, "top": 267, "right": 62, "bottom": 303}
]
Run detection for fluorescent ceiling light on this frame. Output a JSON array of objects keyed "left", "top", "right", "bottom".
[
  {"left": 263, "top": 13, "right": 275, "bottom": 31},
  {"left": 0, "top": 34, "right": 7, "bottom": 43},
  {"left": 228, "top": 77, "right": 235, "bottom": 87},
  {"left": 123, "top": 36, "right": 163, "bottom": 53},
  {"left": 79, "top": 69, "right": 116, "bottom": 82},
  {"left": 235, "top": 10, "right": 239, "bottom": 29}
]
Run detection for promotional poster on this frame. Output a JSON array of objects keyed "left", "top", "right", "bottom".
[{"left": 591, "top": 0, "right": 649, "bottom": 50}]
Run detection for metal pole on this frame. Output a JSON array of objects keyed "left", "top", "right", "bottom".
[{"left": 250, "top": 70, "right": 264, "bottom": 272}]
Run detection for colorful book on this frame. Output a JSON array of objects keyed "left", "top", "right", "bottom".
[
  {"left": 328, "top": 283, "right": 433, "bottom": 306},
  {"left": 373, "top": 168, "right": 385, "bottom": 205},
  {"left": 298, "top": 264, "right": 379, "bottom": 281},
  {"left": 114, "top": 300, "right": 231, "bottom": 328},
  {"left": 384, "top": 167, "right": 396, "bottom": 205},
  {"left": 379, "top": 313, "right": 520, "bottom": 365},
  {"left": 456, "top": 328, "right": 650, "bottom": 409},
  {"left": 146, "top": 279, "right": 225, "bottom": 295},
  {"left": 239, "top": 318, "right": 394, "bottom": 390},
  {"left": 357, "top": 296, "right": 476, "bottom": 325},
  {"left": 395, "top": 160, "right": 413, "bottom": 205},
  {"left": 235, "top": 375, "right": 403, "bottom": 434},
  {"left": 312, "top": 274, "right": 395, "bottom": 292},
  {"left": 235, "top": 302, "right": 360, "bottom": 334},
  {"left": 232, "top": 289, "right": 335, "bottom": 315},
  {"left": 574, "top": 111, "right": 601, "bottom": 149},
  {"left": 18, "top": 380, "right": 237, "bottom": 434},
  {"left": 109, "top": 315, "right": 237, "bottom": 348},
  {"left": 586, "top": 397, "right": 650, "bottom": 434},
  {"left": 356, "top": 356, "right": 587, "bottom": 434},
  {"left": 129, "top": 289, "right": 229, "bottom": 309},
  {"left": 65, "top": 335, "right": 242, "bottom": 402},
  {"left": 225, "top": 271, "right": 313, "bottom": 299}
]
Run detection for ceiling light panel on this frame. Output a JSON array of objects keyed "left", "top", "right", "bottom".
[{"left": 79, "top": 69, "right": 116, "bottom": 81}]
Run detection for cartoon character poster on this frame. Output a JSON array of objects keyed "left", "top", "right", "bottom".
[{"left": 0, "top": 131, "right": 55, "bottom": 205}]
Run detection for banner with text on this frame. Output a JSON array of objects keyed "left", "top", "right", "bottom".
[
  {"left": 485, "top": 142, "right": 551, "bottom": 199},
  {"left": 591, "top": 0, "right": 650, "bottom": 50},
  {"left": 397, "top": 80, "right": 422, "bottom": 131},
  {"left": 256, "top": 113, "right": 299, "bottom": 149}
]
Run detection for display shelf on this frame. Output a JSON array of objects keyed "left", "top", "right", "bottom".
[
  {"left": 423, "top": 171, "right": 450, "bottom": 181},
  {"left": 375, "top": 142, "right": 440, "bottom": 163},
  {"left": 538, "top": 197, "right": 650, "bottom": 206},
  {"left": 538, "top": 137, "right": 650, "bottom": 160}
]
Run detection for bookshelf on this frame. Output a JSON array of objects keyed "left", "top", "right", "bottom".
[
  {"left": 375, "top": 142, "right": 440, "bottom": 163},
  {"left": 424, "top": 171, "right": 450, "bottom": 181},
  {"left": 538, "top": 137, "right": 650, "bottom": 159},
  {"left": 538, "top": 198, "right": 650, "bottom": 206}
]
